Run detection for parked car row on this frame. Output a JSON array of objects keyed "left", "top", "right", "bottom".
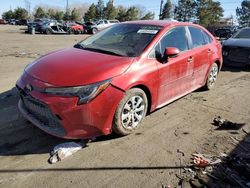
[
  {"left": 0, "top": 19, "right": 31, "bottom": 25},
  {"left": 0, "top": 19, "right": 8, "bottom": 24},
  {"left": 26, "top": 18, "right": 120, "bottom": 35}
]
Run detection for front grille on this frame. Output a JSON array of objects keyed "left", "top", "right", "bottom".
[
  {"left": 19, "top": 91, "right": 65, "bottom": 136},
  {"left": 228, "top": 48, "right": 250, "bottom": 63}
]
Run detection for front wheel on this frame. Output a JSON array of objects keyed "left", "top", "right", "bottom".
[
  {"left": 204, "top": 63, "right": 219, "bottom": 90},
  {"left": 112, "top": 88, "right": 148, "bottom": 136}
]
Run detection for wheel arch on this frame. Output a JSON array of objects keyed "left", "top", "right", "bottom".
[
  {"left": 214, "top": 59, "right": 222, "bottom": 72},
  {"left": 130, "top": 84, "right": 152, "bottom": 115}
]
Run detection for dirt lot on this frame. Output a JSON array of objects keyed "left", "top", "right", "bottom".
[{"left": 0, "top": 25, "right": 249, "bottom": 188}]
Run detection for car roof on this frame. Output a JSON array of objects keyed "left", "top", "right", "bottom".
[{"left": 123, "top": 20, "right": 200, "bottom": 28}]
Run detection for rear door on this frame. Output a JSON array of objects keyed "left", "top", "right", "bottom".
[{"left": 187, "top": 26, "right": 212, "bottom": 87}]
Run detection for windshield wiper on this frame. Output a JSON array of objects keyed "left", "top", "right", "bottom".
[
  {"left": 82, "top": 47, "right": 125, "bottom": 57},
  {"left": 74, "top": 43, "right": 85, "bottom": 49},
  {"left": 74, "top": 43, "right": 125, "bottom": 57}
]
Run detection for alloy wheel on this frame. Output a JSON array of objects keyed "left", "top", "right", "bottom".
[{"left": 121, "top": 95, "right": 146, "bottom": 130}]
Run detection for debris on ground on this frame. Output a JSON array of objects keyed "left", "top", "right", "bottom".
[
  {"left": 49, "top": 141, "right": 86, "bottom": 164},
  {"left": 212, "top": 116, "right": 245, "bottom": 130},
  {"left": 193, "top": 153, "right": 221, "bottom": 167},
  {"left": 177, "top": 149, "right": 250, "bottom": 188}
]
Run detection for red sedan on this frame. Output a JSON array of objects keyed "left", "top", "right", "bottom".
[{"left": 16, "top": 20, "right": 222, "bottom": 139}]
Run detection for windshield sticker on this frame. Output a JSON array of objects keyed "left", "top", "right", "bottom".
[{"left": 137, "top": 29, "right": 159, "bottom": 34}]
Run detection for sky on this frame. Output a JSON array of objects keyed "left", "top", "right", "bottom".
[{"left": 0, "top": 0, "right": 242, "bottom": 19}]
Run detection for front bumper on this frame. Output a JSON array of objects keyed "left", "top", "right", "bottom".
[
  {"left": 223, "top": 46, "right": 250, "bottom": 67},
  {"left": 16, "top": 73, "right": 124, "bottom": 139}
]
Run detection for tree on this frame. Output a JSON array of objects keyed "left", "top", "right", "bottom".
[
  {"left": 34, "top": 7, "right": 47, "bottom": 18},
  {"left": 14, "top": 7, "right": 29, "bottom": 20},
  {"left": 71, "top": 8, "right": 81, "bottom": 21},
  {"left": 47, "top": 8, "right": 56, "bottom": 19},
  {"left": 141, "top": 12, "right": 155, "bottom": 20},
  {"left": 104, "top": 0, "right": 117, "bottom": 19},
  {"left": 196, "top": 0, "right": 224, "bottom": 27},
  {"left": 96, "top": 0, "right": 105, "bottom": 19},
  {"left": 126, "top": 6, "right": 139, "bottom": 21},
  {"left": 116, "top": 6, "right": 127, "bottom": 22},
  {"left": 54, "top": 11, "right": 64, "bottom": 20},
  {"left": 160, "top": 0, "right": 172, "bottom": 20},
  {"left": 175, "top": 0, "right": 197, "bottom": 22},
  {"left": 2, "top": 10, "right": 14, "bottom": 20},
  {"left": 236, "top": 0, "right": 250, "bottom": 27},
  {"left": 84, "top": 3, "right": 97, "bottom": 21},
  {"left": 64, "top": 11, "right": 71, "bottom": 21}
]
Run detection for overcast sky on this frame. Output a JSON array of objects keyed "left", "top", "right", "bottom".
[{"left": 0, "top": 0, "right": 241, "bottom": 19}]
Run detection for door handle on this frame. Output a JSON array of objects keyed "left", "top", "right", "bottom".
[{"left": 187, "top": 57, "right": 193, "bottom": 63}]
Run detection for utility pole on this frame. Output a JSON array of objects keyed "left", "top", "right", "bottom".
[
  {"left": 24, "top": 0, "right": 31, "bottom": 18},
  {"left": 159, "top": 0, "right": 164, "bottom": 20},
  {"left": 66, "top": 0, "right": 69, "bottom": 13}
]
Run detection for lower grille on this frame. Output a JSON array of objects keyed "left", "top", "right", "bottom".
[
  {"left": 19, "top": 92, "right": 65, "bottom": 136},
  {"left": 228, "top": 48, "right": 250, "bottom": 63}
]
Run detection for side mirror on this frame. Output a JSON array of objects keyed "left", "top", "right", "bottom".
[
  {"left": 165, "top": 47, "right": 180, "bottom": 58},
  {"left": 161, "top": 47, "right": 180, "bottom": 63}
]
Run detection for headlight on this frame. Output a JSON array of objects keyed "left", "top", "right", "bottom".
[{"left": 44, "top": 79, "right": 111, "bottom": 104}]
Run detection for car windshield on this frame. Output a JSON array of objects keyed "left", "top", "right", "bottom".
[
  {"left": 75, "top": 24, "right": 162, "bottom": 57},
  {"left": 233, "top": 28, "right": 250, "bottom": 39}
]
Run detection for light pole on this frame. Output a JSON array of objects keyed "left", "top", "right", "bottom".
[
  {"left": 66, "top": 0, "right": 69, "bottom": 14},
  {"left": 159, "top": 0, "right": 164, "bottom": 19}
]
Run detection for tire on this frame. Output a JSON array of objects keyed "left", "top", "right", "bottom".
[
  {"left": 204, "top": 63, "right": 219, "bottom": 90},
  {"left": 112, "top": 88, "right": 148, "bottom": 136},
  {"left": 68, "top": 29, "right": 73, "bottom": 35},
  {"left": 92, "top": 28, "right": 97, "bottom": 34},
  {"left": 45, "top": 29, "right": 52, "bottom": 35}
]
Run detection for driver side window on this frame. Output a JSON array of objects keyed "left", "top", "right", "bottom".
[{"left": 149, "top": 26, "right": 189, "bottom": 58}]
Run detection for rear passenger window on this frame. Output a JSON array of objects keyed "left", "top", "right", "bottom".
[
  {"left": 202, "top": 31, "right": 213, "bottom": 44},
  {"left": 189, "top": 27, "right": 206, "bottom": 48}
]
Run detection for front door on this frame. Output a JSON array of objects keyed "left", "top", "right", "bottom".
[{"left": 149, "top": 26, "right": 194, "bottom": 107}]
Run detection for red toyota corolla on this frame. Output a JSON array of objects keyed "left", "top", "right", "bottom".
[{"left": 16, "top": 20, "right": 222, "bottom": 139}]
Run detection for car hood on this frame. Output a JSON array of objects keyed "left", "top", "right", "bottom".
[
  {"left": 25, "top": 48, "right": 134, "bottom": 86},
  {"left": 223, "top": 38, "right": 250, "bottom": 48}
]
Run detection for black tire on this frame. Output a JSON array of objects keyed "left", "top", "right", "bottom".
[
  {"left": 68, "top": 29, "right": 73, "bottom": 35},
  {"left": 45, "top": 29, "right": 52, "bottom": 35},
  {"left": 112, "top": 88, "right": 148, "bottom": 136},
  {"left": 92, "top": 28, "right": 97, "bottom": 34},
  {"left": 204, "top": 63, "right": 219, "bottom": 90}
]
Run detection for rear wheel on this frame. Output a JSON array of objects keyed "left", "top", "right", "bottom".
[
  {"left": 204, "top": 63, "right": 218, "bottom": 90},
  {"left": 77, "top": 29, "right": 82, "bottom": 34},
  {"left": 92, "top": 28, "right": 97, "bottom": 34},
  {"left": 68, "top": 29, "right": 73, "bottom": 35},
  {"left": 112, "top": 88, "right": 148, "bottom": 136},
  {"left": 45, "top": 29, "right": 52, "bottom": 35}
]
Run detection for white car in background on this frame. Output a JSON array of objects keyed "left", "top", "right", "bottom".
[{"left": 90, "top": 19, "right": 119, "bottom": 34}]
